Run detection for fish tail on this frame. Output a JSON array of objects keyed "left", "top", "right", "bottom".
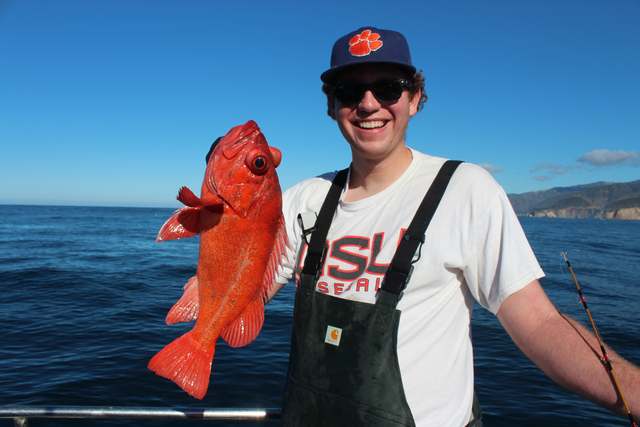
[{"left": 147, "top": 331, "right": 215, "bottom": 400}]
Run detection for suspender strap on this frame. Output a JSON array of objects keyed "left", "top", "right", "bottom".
[
  {"left": 301, "top": 168, "right": 349, "bottom": 277},
  {"left": 382, "top": 160, "right": 463, "bottom": 295}
]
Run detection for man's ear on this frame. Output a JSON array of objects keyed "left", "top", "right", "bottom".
[
  {"left": 327, "top": 97, "right": 337, "bottom": 120},
  {"left": 409, "top": 88, "right": 421, "bottom": 117}
]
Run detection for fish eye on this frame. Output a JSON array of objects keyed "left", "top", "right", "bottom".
[
  {"left": 246, "top": 153, "right": 269, "bottom": 175},
  {"left": 254, "top": 157, "right": 266, "bottom": 169}
]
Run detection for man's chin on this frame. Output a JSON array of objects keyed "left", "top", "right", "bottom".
[{"left": 349, "top": 143, "right": 393, "bottom": 161}]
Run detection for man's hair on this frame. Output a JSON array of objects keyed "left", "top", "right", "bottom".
[{"left": 321, "top": 70, "right": 428, "bottom": 119}]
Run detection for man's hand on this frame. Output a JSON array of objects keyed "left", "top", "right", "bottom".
[{"left": 497, "top": 280, "right": 639, "bottom": 422}]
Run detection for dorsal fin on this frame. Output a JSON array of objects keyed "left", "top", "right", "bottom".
[{"left": 177, "top": 186, "right": 203, "bottom": 207}]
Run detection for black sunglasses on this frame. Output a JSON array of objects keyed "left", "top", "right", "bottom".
[{"left": 333, "top": 79, "right": 413, "bottom": 105}]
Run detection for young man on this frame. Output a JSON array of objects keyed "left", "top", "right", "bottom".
[{"left": 270, "top": 27, "right": 639, "bottom": 426}]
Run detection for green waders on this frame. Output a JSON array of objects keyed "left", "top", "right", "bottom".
[{"left": 282, "top": 161, "right": 482, "bottom": 427}]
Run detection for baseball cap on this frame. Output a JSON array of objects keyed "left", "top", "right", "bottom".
[{"left": 320, "top": 26, "right": 416, "bottom": 83}]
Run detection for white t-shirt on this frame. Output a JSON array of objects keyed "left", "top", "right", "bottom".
[{"left": 276, "top": 148, "right": 544, "bottom": 427}]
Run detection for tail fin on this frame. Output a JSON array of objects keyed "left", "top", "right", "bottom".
[{"left": 147, "top": 331, "right": 215, "bottom": 399}]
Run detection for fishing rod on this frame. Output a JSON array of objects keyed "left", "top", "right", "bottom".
[{"left": 560, "top": 252, "right": 637, "bottom": 427}]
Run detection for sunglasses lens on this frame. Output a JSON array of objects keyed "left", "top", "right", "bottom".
[
  {"left": 334, "top": 83, "right": 364, "bottom": 105},
  {"left": 334, "top": 80, "right": 409, "bottom": 105},
  {"left": 372, "top": 80, "right": 404, "bottom": 103}
]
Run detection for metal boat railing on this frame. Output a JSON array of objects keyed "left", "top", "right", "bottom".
[{"left": 0, "top": 406, "right": 281, "bottom": 426}]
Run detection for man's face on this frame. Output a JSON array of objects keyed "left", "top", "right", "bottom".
[{"left": 332, "top": 64, "right": 421, "bottom": 162}]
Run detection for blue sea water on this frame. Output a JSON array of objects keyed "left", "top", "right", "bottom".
[{"left": 0, "top": 205, "right": 638, "bottom": 427}]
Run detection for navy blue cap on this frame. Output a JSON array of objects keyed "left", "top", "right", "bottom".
[{"left": 320, "top": 26, "right": 416, "bottom": 83}]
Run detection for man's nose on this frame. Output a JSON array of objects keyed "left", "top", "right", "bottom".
[{"left": 357, "top": 90, "right": 380, "bottom": 112}]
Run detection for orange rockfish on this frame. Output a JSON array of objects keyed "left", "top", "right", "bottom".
[{"left": 148, "top": 120, "right": 286, "bottom": 399}]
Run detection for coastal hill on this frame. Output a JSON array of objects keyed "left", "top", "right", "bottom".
[{"left": 508, "top": 180, "right": 640, "bottom": 220}]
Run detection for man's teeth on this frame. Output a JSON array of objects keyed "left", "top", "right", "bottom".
[{"left": 358, "top": 121, "right": 385, "bottom": 129}]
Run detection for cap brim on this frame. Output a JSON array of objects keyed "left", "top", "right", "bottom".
[{"left": 320, "top": 62, "right": 416, "bottom": 83}]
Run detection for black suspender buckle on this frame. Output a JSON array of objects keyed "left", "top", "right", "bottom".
[
  {"left": 297, "top": 212, "right": 317, "bottom": 245},
  {"left": 299, "top": 168, "right": 348, "bottom": 280},
  {"left": 403, "top": 231, "right": 425, "bottom": 243},
  {"left": 403, "top": 232, "right": 426, "bottom": 264}
]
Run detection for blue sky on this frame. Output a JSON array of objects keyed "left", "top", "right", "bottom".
[{"left": 1, "top": 0, "right": 638, "bottom": 207}]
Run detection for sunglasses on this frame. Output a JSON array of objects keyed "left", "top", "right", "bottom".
[{"left": 333, "top": 79, "right": 413, "bottom": 105}]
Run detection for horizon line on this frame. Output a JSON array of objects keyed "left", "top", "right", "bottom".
[{"left": 0, "top": 202, "right": 177, "bottom": 209}]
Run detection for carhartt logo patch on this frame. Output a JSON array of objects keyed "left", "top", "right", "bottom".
[{"left": 324, "top": 325, "right": 342, "bottom": 346}]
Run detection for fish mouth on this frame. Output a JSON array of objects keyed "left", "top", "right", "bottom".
[
  {"left": 238, "top": 120, "right": 259, "bottom": 136},
  {"left": 227, "top": 120, "right": 259, "bottom": 145},
  {"left": 222, "top": 129, "right": 260, "bottom": 160}
]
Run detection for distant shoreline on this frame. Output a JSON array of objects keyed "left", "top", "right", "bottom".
[
  {"left": 509, "top": 179, "right": 640, "bottom": 221},
  {"left": 518, "top": 213, "right": 640, "bottom": 221}
]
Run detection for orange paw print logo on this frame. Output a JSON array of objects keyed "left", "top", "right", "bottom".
[{"left": 348, "top": 29, "right": 383, "bottom": 57}]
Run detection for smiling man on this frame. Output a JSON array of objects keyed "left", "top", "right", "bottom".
[{"left": 270, "top": 27, "right": 639, "bottom": 426}]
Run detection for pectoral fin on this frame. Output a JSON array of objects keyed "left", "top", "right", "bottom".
[
  {"left": 156, "top": 207, "right": 202, "bottom": 241},
  {"left": 220, "top": 298, "right": 264, "bottom": 348}
]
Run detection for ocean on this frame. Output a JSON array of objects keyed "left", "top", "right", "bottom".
[{"left": 0, "top": 205, "right": 638, "bottom": 427}]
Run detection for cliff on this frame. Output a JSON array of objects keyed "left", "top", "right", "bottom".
[{"left": 508, "top": 180, "right": 640, "bottom": 220}]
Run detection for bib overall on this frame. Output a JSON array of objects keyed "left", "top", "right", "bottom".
[{"left": 282, "top": 161, "right": 482, "bottom": 427}]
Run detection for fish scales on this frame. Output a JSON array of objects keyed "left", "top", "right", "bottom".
[{"left": 195, "top": 214, "right": 276, "bottom": 339}]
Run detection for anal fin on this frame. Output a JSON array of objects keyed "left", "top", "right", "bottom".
[
  {"left": 220, "top": 298, "right": 264, "bottom": 348},
  {"left": 166, "top": 275, "right": 199, "bottom": 325}
]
